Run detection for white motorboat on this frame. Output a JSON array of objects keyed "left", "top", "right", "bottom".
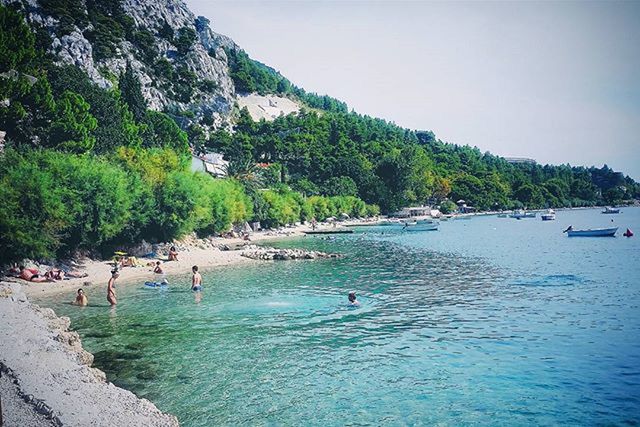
[
  {"left": 401, "top": 219, "right": 439, "bottom": 231},
  {"left": 602, "top": 206, "right": 620, "bottom": 214},
  {"left": 541, "top": 209, "right": 556, "bottom": 221}
]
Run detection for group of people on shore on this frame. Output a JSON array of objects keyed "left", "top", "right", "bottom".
[{"left": 9, "top": 265, "right": 88, "bottom": 282}]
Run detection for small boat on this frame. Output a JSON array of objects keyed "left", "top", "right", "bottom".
[
  {"left": 510, "top": 210, "right": 537, "bottom": 219},
  {"left": 564, "top": 226, "right": 618, "bottom": 237},
  {"left": 401, "top": 219, "right": 439, "bottom": 231},
  {"left": 623, "top": 228, "right": 634, "bottom": 237},
  {"left": 602, "top": 206, "right": 620, "bottom": 214},
  {"left": 541, "top": 209, "right": 556, "bottom": 221}
]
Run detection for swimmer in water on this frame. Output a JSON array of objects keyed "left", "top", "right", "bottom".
[
  {"left": 73, "top": 288, "right": 88, "bottom": 306},
  {"left": 191, "top": 265, "right": 202, "bottom": 291},
  {"left": 348, "top": 291, "right": 360, "bottom": 306}
]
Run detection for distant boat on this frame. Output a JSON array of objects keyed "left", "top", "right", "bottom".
[
  {"left": 602, "top": 207, "right": 620, "bottom": 214},
  {"left": 541, "top": 209, "right": 556, "bottom": 221},
  {"left": 401, "top": 219, "right": 439, "bottom": 231},
  {"left": 510, "top": 210, "right": 537, "bottom": 219},
  {"left": 564, "top": 226, "right": 618, "bottom": 237}
]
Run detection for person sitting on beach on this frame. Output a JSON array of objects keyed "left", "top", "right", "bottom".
[
  {"left": 168, "top": 246, "right": 179, "bottom": 261},
  {"left": 191, "top": 265, "right": 202, "bottom": 292},
  {"left": 73, "top": 288, "right": 88, "bottom": 306},
  {"left": 119, "top": 256, "right": 139, "bottom": 268},
  {"left": 153, "top": 261, "right": 164, "bottom": 275},
  {"left": 348, "top": 291, "right": 360, "bottom": 306},
  {"left": 18, "top": 266, "right": 49, "bottom": 283},
  {"left": 107, "top": 269, "right": 118, "bottom": 306}
]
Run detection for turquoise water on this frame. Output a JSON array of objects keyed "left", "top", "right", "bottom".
[{"left": 42, "top": 207, "right": 640, "bottom": 425}]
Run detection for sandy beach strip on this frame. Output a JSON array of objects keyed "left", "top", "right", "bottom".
[{"left": 18, "top": 227, "right": 313, "bottom": 299}]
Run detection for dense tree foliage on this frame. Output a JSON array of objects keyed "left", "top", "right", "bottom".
[
  {"left": 207, "top": 107, "right": 639, "bottom": 213},
  {"left": 1, "top": 4, "right": 637, "bottom": 266}
]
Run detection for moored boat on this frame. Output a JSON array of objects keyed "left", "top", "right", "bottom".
[
  {"left": 564, "top": 226, "right": 618, "bottom": 237},
  {"left": 602, "top": 206, "right": 620, "bottom": 214},
  {"left": 401, "top": 219, "right": 439, "bottom": 231},
  {"left": 541, "top": 209, "right": 556, "bottom": 221},
  {"left": 510, "top": 210, "right": 537, "bottom": 219}
]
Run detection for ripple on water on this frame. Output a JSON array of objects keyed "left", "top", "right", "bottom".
[{"left": 510, "top": 274, "right": 588, "bottom": 287}]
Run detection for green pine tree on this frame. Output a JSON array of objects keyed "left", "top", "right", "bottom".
[{"left": 119, "top": 63, "right": 147, "bottom": 122}]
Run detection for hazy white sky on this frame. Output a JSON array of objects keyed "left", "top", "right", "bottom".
[{"left": 187, "top": 0, "right": 640, "bottom": 179}]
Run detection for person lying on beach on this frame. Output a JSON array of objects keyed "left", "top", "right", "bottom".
[
  {"left": 73, "top": 288, "right": 88, "bottom": 306},
  {"left": 153, "top": 261, "right": 164, "bottom": 275},
  {"left": 45, "top": 269, "right": 65, "bottom": 281},
  {"left": 191, "top": 265, "right": 202, "bottom": 291},
  {"left": 168, "top": 246, "right": 178, "bottom": 261},
  {"left": 66, "top": 270, "right": 89, "bottom": 279},
  {"left": 107, "top": 269, "right": 118, "bottom": 306},
  {"left": 348, "top": 291, "right": 360, "bottom": 306},
  {"left": 18, "top": 266, "right": 50, "bottom": 282}
]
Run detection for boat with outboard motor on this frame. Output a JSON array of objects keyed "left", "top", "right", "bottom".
[
  {"left": 563, "top": 226, "right": 617, "bottom": 237},
  {"left": 401, "top": 219, "right": 439, "bottom": 231},
  {"left": 602, "top": 206, "right": 621, "bottom": 214}
]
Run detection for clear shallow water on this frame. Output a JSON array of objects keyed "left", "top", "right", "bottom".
[{"left": 42, "top": 208, "right": 640, "bottom": 425}]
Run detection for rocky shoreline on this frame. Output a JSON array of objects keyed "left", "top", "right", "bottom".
[{"left": 0, "top": 282, "right": 179, "bottom": 426}]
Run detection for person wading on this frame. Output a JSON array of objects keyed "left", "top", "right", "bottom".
[{"left": 107, "top": 269, "right": 119, "bottom": 306}]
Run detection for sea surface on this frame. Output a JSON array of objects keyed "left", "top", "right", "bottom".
[{"left": 41, "top": 207, "right": 640, "bottom": 426}]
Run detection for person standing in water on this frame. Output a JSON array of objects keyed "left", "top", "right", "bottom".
[
  {"left": 107, "top": 269, "right": 118, "bottom": 306},
  {"left": 191, "top": 265, "right": 202, "bottom": 291}
]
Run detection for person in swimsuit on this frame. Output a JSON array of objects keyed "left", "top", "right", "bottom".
[
  {"left": 73, "top": 288, "right": 88, "bottom": 306},
  {"left": 153, "top": 261, "right": 164, "bottom": 275},
  {"left": 45, "top": 269, "right": 65, "bottom": 281},
  {"left": 19, "top": 266, "right": 49, "bottom": 282},
  {"left": 348, "top": 291, "right": 360, "bottom": 306},
  {"left": 191, "top": 265, "right": 202, "bottom": 291},
  {"left": 168, "top": 246, "right": 178, "bottom": 261},
  {"left": 107, "top": 269, "right": 118, "bottom": 306}
]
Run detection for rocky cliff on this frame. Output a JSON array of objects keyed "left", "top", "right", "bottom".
[{"left": 2, "top": 0, "right": 241, "bottom": 127}]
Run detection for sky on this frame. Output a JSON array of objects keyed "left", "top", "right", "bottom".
[{"left": 186, "top": 0, "right": 640, "bottom": 180}]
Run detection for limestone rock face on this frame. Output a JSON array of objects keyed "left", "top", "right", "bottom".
[{"left": 2, "top": 0, "right": 241, "bottom": 128}]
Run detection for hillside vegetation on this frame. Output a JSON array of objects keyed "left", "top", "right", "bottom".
[
  {"left": 0, "top": 5, "right": 376, "bottom": 264},
  {"left": 1, "top": 2, "right": 638, "bottom": 264}
]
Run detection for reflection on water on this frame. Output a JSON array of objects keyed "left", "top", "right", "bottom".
[{"left": 41, "top": 208, "right": 640, "bottom": 426}]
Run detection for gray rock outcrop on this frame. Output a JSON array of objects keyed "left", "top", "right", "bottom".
[
  {"left": 241, "top": 245, "right": 340, "bottom": 261},
  {"left": 2, "top": 0, "right": 241, "bottom": 128}
]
